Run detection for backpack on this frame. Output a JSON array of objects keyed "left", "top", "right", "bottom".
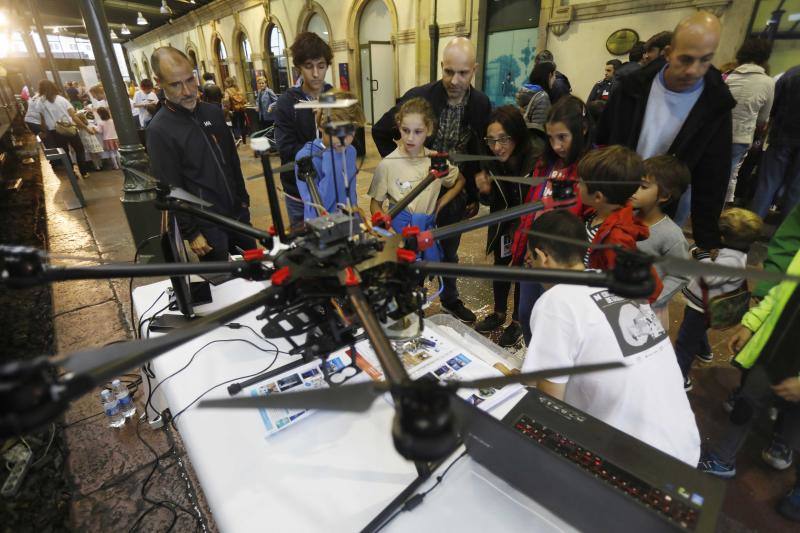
[{"left": 229, "top": 91, "right": 246, "bottom": 112}]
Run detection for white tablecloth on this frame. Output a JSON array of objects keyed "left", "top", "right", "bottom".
[{"left": 133, "top": 278, "right": 570, "bottom": 532}]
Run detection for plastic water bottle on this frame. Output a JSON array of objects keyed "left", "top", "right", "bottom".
[
  {"left": 112, "top": 379, "right": 136, "bottom": 418},
  {"left": 101, "top": 389, "right": 125, "bottom": 428}
]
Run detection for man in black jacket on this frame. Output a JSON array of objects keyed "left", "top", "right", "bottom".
[
  {"left": 147, "top": 47, "right": 254, "bottom": 261},
  {"left": 274, "top": 32, "right": 334, "bottom": 227},
  {"left": 597, "top": 12, "right": 734, "bottom": 251},
  {"left": 372, "top": 37, "right": 491, "bottom": 323}
]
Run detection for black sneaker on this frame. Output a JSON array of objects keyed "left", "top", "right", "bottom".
[
  {"left": 442, "top": 300, "right": 476, "bottom": 323},
  {"left": 475, "top": 313, "right": 504, "bottom": 333},
  {"left": 499, "top": 322, "right": 523, "bottom": 347}
]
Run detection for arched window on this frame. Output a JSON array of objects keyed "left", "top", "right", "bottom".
[
  {"left": 305, "top": 12, "right": 334, "bottom": 86},
  {"left": 187, "top": 48, "right": 198, "bottom": 70},
  {"left": 187, "top": 48, "right": 199, "bottom": 84},
  {"left": 237, "top": 32, "right": 255, "bottom": 98},
  {"left": 266, "top": 23, "right": 289, "bottom": 92},
  {"left": 214, "top": 37, "right": 230, "bottom": 82}
]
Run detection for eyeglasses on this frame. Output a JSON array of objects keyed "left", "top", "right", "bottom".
[{"left": 484, "top": 136, "right": 511, "bottom": 147}]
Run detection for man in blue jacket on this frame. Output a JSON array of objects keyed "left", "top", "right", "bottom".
[
  {"left": 274, "top": 32, "right": 333, "bottom": 227},
  {"left": 372, "top": 37, "right": 491, "bottom": 324}
]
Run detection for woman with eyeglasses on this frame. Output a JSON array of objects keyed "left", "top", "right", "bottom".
[{"left": 473, "top": 105, "right": 541, "bottom": 346}]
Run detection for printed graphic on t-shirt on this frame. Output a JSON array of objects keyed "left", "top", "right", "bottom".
[{"left": 590, "top": 290, "right": 667, "bottom": 357}]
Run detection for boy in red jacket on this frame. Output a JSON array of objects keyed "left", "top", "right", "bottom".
[{"left": 577, "top": 145, "right": 663, "bottom": 299}]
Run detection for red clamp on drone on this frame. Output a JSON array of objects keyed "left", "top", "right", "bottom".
[
  {"left": 429, "top": 152, "right": 449, "bottom": 175},
  {"left": 371, "top": 211, "right": 392, "bottom": 230},
  {"left": 242, "top": 248, "right": 266, "bottom": 261},
  {"left": 417, "top": 230, "right": 434, "bottom": 251},
  {"left": 396, "top": 248, "right": 417, "bottom": 263},
  {"left": 270, "top": 266, "right": 291, "bottom": 286},
  {"left": 401, "top": 226, "right": 420, "bottom": 238},
  {"left": 343, "top": 266, "right": 360, "bottom": 287}
]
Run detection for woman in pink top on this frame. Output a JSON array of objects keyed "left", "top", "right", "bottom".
[{"left": 94, "top": 107, "right": 120, "bottom": 170}]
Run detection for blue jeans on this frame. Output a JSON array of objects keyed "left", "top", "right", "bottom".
[
  {"left": 673, "top": 185, "right": 692, "bottom": 229},
  {"left": 674, "top": 305, "right": 710, "bottom": 379},
  {"left": 751, "top": 144, "right": 800, "bottom": 219},
  {"left": 727, "top": 143, "right": 750, "bottom": 202},
  {"left": 285, "top": 196, "right": 305, "bottom": 227},
  {"left": 519, "top": 281, "right": 545, "bottom": 345}
]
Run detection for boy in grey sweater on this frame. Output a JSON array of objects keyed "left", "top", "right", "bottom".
[{"left": 631, "top": 155, "right": 692, "bottom": 328}]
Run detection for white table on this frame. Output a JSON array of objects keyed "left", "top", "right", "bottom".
[{"left": 133, "top": 278, "right": 571, "bottom": 532}]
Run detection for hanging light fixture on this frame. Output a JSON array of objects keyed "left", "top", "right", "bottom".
[
  {"left": 110, "top": 28, "right": 118, "bottom": 39},
  {"left": 136, "top": 11, "right": 148, "bottom": 25},
  {"left": 120, "top": 24, "right": 130, "bottom": 35},
  {"left": 160, "top": 0, "right": 173, "bottom": 15}
]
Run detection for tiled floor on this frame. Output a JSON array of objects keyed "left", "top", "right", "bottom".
[{"left": 39, "top": 132, "right": 798, "bottom": 532}]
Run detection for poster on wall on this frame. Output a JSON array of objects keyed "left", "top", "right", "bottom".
[
  {"left": 339, "top": 63, "right": 350, "bottom": 91},
  {"left": 483, "top": 28, "right": 539, "bottom": 107}
]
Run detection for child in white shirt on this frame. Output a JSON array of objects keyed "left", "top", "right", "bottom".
[{"left": 368, "top": 97, "right": 463, "bottom": 261}]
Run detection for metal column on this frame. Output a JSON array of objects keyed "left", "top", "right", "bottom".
[
  {"left": 77, "top": 0, "right": 162, "bottom": 261},
  {"left": 26, "top": 0, "right": 63, "bottom": 89},
  {"left": 14, "top": 6, "right": 48, "bottom": 85}
]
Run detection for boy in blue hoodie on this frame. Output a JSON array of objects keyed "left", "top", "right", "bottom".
[{"left": 294, "top": 91, "right": 365, "bottom": 220}]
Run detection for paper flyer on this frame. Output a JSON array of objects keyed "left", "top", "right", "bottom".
[
  {"left": 347, "top": 326, "right": 522, "bottom": 412},
  {"left": 248, "top": 352, "right": 353, "bottom": 437}
]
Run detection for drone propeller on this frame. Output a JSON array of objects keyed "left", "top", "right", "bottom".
[
  {"left": 384, "top": 151, "right": 500, "bottom": 164},
  {"left": 164, "top": 187, "right": 214, "bottom": 207},
  {"left": 524, "top": 229, "right": 800, "bottom": 285},
  {"left": 198, "top": 362, "right": 622, "bottom": 413},
  {"left": 490, "top": 175, "right": 644, "bottom": 188}
]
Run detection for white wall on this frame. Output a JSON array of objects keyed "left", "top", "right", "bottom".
[
  {"left": 124, "top": 1, "right": 757, "bottom": 107},
  {"left": 546, "top": 8, "right": 695, "bottom": 101}
]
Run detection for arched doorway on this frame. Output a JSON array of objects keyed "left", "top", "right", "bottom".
[
  {"left": 132, "top": 61, "right": 141, "bottom": 85},
  {"left": 305, "top": 11, "right": 335, "bottom": 87},
  {"left": 187, "top": 48, "right": 199, "bottom": 84},
  {"left": 265, "top": 23, "right": 289, "bottom": 92},
  {"left": 237, "top": 31, "right": 256, "bottom": 99},
  {"left": 214, "top": 36, "right": 230, "bottom": 83},
  {"left": 358, "top": 0, "right": 395, "bottom": 124},
  {"left": 142, "top": 57, "right": 151, "bottom": 80}
]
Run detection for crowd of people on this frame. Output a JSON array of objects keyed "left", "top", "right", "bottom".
[
  {"left": 261, "top": 14, "right": 800, "bottom": 521},
  {"left": 20, "top": 7, "right": 800, "bottom": 523}
]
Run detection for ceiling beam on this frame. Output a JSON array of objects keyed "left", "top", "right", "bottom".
[{"left": 104, "top": 1, "right": 163, "bottom": 16}]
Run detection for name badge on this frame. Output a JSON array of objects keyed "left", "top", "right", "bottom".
[{"left": 500, "top": 234, "right": 512, "bottom": 258}]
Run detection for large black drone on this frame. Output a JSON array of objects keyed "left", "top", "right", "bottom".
[{"left": 2, "top": 99, "right": 797, "bottom": 463}]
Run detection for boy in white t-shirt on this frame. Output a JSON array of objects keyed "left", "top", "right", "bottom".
[{"left": 522, "top": 210, "right": 701, "bottom": 466}]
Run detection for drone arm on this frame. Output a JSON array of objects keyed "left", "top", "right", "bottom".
[
  {"left": 160, "top": 199, "right": 273, "bottom": 249},
  {"left": 387, "top": 171, "right": 439, "bottom": 220},
  {"left": 429, "top": 197, "right": 574, "bottom": 242},
  {"left": 259, "top": 153, "right": 288, "bottom": 243},
  {"left": 346, "top": 285, "right": 409, "bottom": 384},
  {"left": 414, "top": 262, "right": 611, "bottom": 287}
]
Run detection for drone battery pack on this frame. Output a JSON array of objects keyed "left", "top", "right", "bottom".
[{"left": 149, "top": 313, "right": 197, "bottom": 331}]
